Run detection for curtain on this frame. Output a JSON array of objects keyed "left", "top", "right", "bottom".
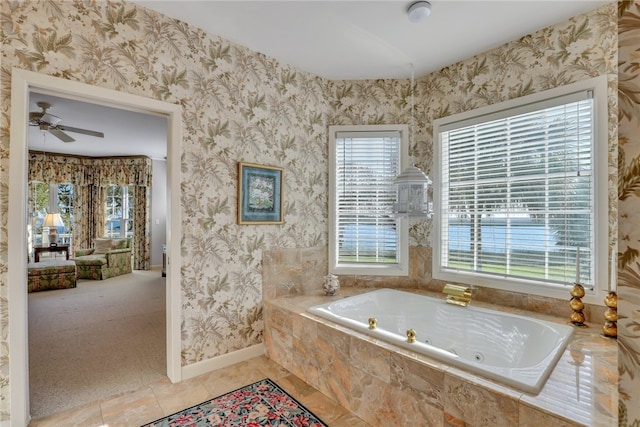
[
  {"left": 91, "top": 157, "right": 152, "bottom": 270},
  {"left": 74, "top": 184, "right": 90, "bottom": 251},
  {"left": 29, "top": 152, "right": 153, "bottom": 269},
  {"left": 28, "top": 151, "right": 88, "bottom": 184},
  {"left": 90, "top": 185, "right": 106, "bottom": 243},
  {"left": 133, "top": 185, "right": 150, "bottom": 270},
  {"left": 90, "top": 157, "right": 152, "bottom": 187},
  {"left": 28, "top": 152, "right": 89, "bottom": 253}
]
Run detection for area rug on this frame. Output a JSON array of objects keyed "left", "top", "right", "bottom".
[{"left": 141, "top": 378, "right": 328, "bottom": 427}]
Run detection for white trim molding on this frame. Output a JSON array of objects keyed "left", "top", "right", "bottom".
[
  {"left": 181, "top": 344, "right": 266, "bottom": 381},
  {"left": 8, "top": 68, "right": 183, "bottom": 426}
]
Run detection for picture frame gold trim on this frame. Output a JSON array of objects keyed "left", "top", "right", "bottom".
[{"left": 238, "top": 162, "right": 284, "bottom": 225}]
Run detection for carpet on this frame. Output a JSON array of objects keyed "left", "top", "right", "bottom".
[
  {"left": 29, "top": 269, "right": 166, "bottom": 418},
  {"left": 141, "top": 378, "right": 328, "bottom": 427}
]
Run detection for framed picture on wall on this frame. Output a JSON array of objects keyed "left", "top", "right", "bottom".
[{"left": 238, "top": 162, "right": 284, "bottom": 224}]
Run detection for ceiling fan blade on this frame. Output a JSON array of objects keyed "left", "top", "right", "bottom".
[
  {"left": 48, "top": 128, "right": 76, "bottom": 143},
  {"left": 57, "top": 125, "right": 104, "bottom": 138},
  {"left": 41, "top": 113, "right": 62, "bottom": 126}
]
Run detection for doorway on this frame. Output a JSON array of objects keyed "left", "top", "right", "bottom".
[
  {"left": 8, "top": 69, "right": 182, "bottom": 425},
  {"left": 26, "top": 91, "right": 165, "bottom": 417}
]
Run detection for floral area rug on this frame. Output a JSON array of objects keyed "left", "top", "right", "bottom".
[{"left": 141, "top": 378, "right": 328, "bottom": 426}]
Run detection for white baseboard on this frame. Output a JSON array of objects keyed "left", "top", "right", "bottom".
[{"left": 181, "top": 344, "right": 265, "bottom": 381}]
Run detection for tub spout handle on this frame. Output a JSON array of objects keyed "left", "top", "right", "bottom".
[
  {"left": 443, "top": 284, "right": 472, "bottom": 307},
  {"left": 406, "top": 328, "right": 416, "bottom": 343},
  {"left": 368, "top": 317, "right": 377, "bottom": 330}
]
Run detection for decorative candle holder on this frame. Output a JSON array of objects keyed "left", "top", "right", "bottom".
[
  {"left": 323, "top": 273, "right": 340, "bottom": 296},
  {"left": 602, "top": 291, "right": 617, "bottom": 338},
  {"left": 569, "top": 283, "right": 587, "bottom": 326}
]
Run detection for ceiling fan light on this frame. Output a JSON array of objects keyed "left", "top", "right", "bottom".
[
  {"left": 41, "top": 113, "right": 62, "bottom": 126},
  {"left": 407, "top": 1, "right": 431, "bottom": 23}
]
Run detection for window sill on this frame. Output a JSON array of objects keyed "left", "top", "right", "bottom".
[
  {"left": 331, "top": 262, "right": 409, "bottom": 277},
  {"left": 434, "top": 270, "right": 607, "bottom": 306}
]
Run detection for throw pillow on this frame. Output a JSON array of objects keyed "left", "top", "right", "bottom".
[
  {"left": 94, "top": 238, "right": 115, "bottom": 254},
  {"left": 75, "top": 248, "right": 95, "bottom": 256},
  {"left": 114, "top": 238, "right": 129, "bottom": 249}
]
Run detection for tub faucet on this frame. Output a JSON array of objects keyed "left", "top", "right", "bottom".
[{"left": 443, "top": 284, "right": 472, "bottom": 307}]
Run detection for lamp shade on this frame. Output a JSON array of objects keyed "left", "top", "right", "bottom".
[
  {"left": 42, "top": 213, "right": 64, "bottom": 228},
  {"left": 43, "top": 213, "right": 64, "bottom": 246}
]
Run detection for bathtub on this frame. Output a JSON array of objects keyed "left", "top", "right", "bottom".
[{"left": 308, "top": 288, "right": 573, "bottom": 394}]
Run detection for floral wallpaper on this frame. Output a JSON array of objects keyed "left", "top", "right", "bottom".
[
  {"left": 0, "top": 0, "right": 627, "bottom": 424},
  {"left": 618, "top": 2, "right": 640, "bottom": 425},
  {"left": 0, "top": 0, "right": 328, "bottom": 420},
  {"left": 328, "top": 4, "right": 618, "bottom": 249}
]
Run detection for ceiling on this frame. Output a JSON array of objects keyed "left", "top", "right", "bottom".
[
  {"left": 27, "top": 92, "right": 168, "bottom": 159},
  {"left": 135, "top": 0, "right": 610, "bottom": 80},
  {"left": 28, "top": 1, "right": 610, "bottom": 158}
]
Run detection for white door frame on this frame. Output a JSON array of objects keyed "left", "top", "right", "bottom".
[{"left": 8, "top": 68, "right": 182, "bottom": 426}]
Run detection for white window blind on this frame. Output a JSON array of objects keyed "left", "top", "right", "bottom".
[
  {"left": 335, "top": 131, "right": 401, "bottom": 264},
  {"left": 439, "top": 90, "right": 595, "bottom": 288}
]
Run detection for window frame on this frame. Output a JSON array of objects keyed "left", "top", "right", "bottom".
[
  {"left": 329, "top": 124, "right": 410, "bottom": 276},
  {"left": 105, "top": 184, "right": 134, "bottom": 239},
  {"left": 433, "top": 76, "right": 609, "bottom": 305},
  {"left": 29, "top": 181, "right": 74, "bottom": 247}
]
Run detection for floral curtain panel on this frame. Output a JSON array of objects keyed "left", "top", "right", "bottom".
[
  {"left": 133, "top": 185, "right": 150, "bottom": 270},
  {"left": 28, "top": 152, "right": 152, "bottom": 270},
  {"left": 28, "top": 152, "right": 90, "bottom": 253},
  {"left": 28, "top": 152, "right": 89, "bottom": 185},
  {"left": 90, "top": 185, "right": 105, "bottom": 246},
  {"left": 91, "top": 157, "right": 152, "bottom": 187}
]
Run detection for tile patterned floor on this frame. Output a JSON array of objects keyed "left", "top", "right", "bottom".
[{"left": 28, "top": 355, "right": 370, "bottom": 427}]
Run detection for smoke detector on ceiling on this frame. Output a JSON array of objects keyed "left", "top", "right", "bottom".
[{"left": 407, "top": 1, "right": 431, "bottom": 23}]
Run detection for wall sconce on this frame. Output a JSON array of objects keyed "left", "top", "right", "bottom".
[
  {"left": 392, "top": 165, "right": 432, "bottom": 218},
  {"left": 42, "top": 213, "right": 64, "bottom": 246}
]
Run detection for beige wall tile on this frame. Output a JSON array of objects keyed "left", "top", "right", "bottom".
[
  {"left": 349, "top": 365, "right": 398, "bottom": 425},
  {"left": 443, "top": 374, "right": 519, "bottom": 427},
  {"left": 390, "top": 351, "right": 445, "bottom": 410},
  {"left": 390, "top": 384, "right": 444, "bottom": 426},
  {"left": 263, "top": 322, "right": 293, "bottom": 370},
  {"left": 519, "top": 403, "right": 582, "bottom": 427},
  {"left": 350, "top": 336, "right": 392, "bottom": 383},
  {"left": 316, "top": 323, "right": 351, "bottom": 408}
]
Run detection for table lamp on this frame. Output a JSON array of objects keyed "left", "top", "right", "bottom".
[{"left": 43, "top": 213, "right": 64, "bottom": 246}]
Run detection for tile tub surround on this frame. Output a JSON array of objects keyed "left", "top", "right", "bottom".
[
  {"left": 264, "top": 288, "right": 618, "bottom": 426},
  {"left": 307, "top": 289, "right": 575, "bottom": 394},
  {"left": 262, "top": 246, "right": 607, "bottom": 324}
]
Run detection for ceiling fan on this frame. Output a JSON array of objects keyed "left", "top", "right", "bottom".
[{"left": 29, "top": 101, "right": 105, "bottom": 143}]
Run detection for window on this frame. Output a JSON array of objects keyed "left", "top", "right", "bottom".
[
  {"left": 433, "top": 76, "right": 608, "bottom": 302},
  {"left": 105, "top": 184, "right": 134, "bottom": 239},
  {"left": 329, "top": 125, "right": 409, "bottom": 276},
  {"left": 29, "top": 182, "right": 74, "bottom": 247}
]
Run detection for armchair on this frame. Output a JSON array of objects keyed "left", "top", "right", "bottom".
[{"left": 72, "top": 238, "right": 132, "bottom": 280}]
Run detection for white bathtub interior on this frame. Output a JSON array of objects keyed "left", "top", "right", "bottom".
[{"left": 308, "top": 288, "right": 574, "bottom": 394}]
